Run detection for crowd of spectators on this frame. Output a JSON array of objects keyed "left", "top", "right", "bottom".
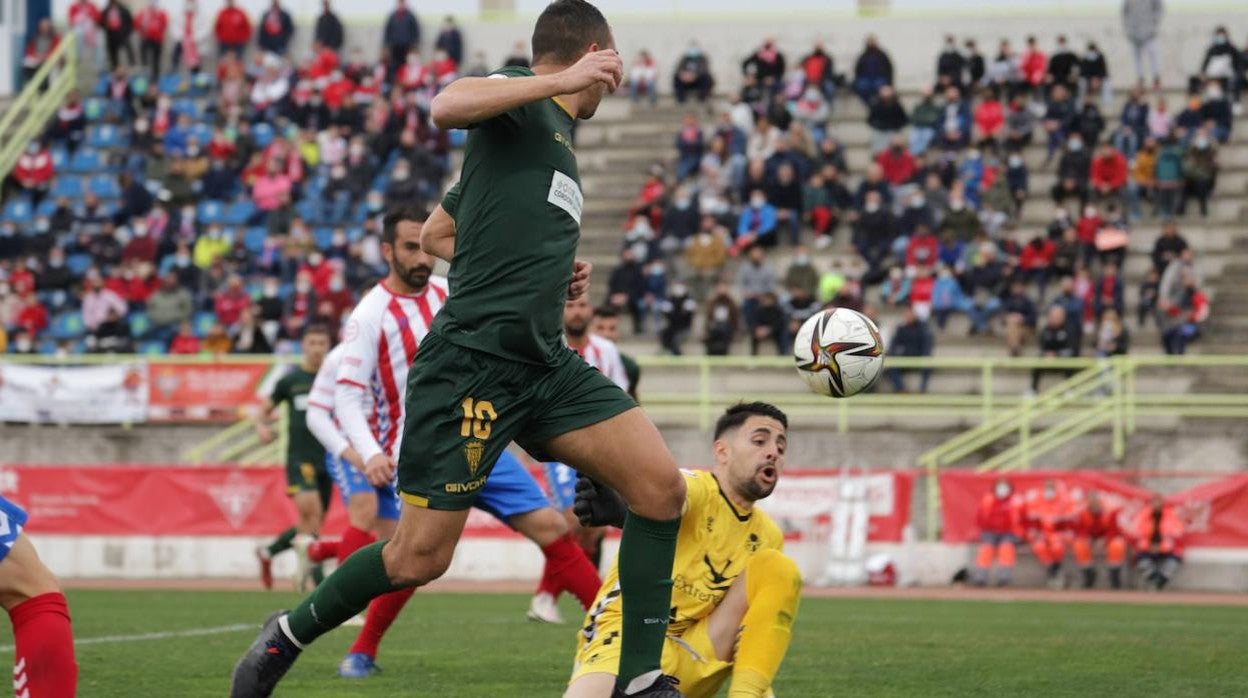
[
  {"left": 1, "top": 1, "right": 475, "bottom": 355},
  {"left": 605, "top": 27, "right": 1241, "bottom": 369}
]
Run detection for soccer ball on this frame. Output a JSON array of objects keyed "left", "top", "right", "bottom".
[{"left": 792, "top": 308, "right": 885, "bottom": 398}]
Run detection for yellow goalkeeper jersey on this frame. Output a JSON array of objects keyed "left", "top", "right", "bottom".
[{"left": 592, "top": 470, "right": 785, "bottom": 636}]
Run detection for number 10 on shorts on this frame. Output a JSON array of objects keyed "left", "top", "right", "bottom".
[{"left": 459, "top": 397, "right": 497, "bottom": 440}]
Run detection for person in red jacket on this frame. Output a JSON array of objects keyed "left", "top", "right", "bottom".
[
  {"left": 1018, "top": 36, "right": 1047, "bottom": 94},
  {"left": 213, "top": 274, "right": 251, "bottom": 328},
  {"left": 15, "top": 290, "right": 49, "bottom": 338},
  {"left": 973, "top": 89, "right": 1005, "bottom": 144},
  {"left": 905, "top": 224, "right": 939, "bottom": 273},
  {"left": 11, "top": 141, "right": 55, "bottom": 207},
  {"left": 168, "top": 320, "right": 201, "bottom": 354},
  {"left": 1089, "top": 143, "right": 1128, "bottom": 203},
  {"left": 22, "top": 18, "right": 61, "bottom": 85},
  {"left": 1019, "top": 235, "right": 1055, "bottom": 293},
  {"left": 134, "top": 0, "right": 168, "bottom": 80},
  {"left": 1023, "top": 479, "right": 1074, "bottom": 588},
  {"left": 874, "top": 135, "right": 917, "bottom": 186},
  {"left": 214, "top": 0, "right": 252, "bottom": 58},
  {"left": 1072, "top": 491, "right": 1126, "bottom": 589},
  {"left": 1132, "top": 492, "right": 1184, "bottom": 590},
  {"left": 972, "top": 478, "right": 1023, "bottom": 586}
]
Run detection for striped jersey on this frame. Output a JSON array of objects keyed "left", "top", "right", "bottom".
[
  {"left": 335, "top": 277, "right": 449, "bottom": 461},
  {"left": 568, "top": 335, "right": 629, "bottom": 390},
  {"left": 308, "top": 344, "right": 345, "bottom": 415}
]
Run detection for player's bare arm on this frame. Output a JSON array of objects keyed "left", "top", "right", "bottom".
[
  {"left": 253, "top": 398, "right": 277, "bottom": 444},
  {"left": 421, "top": 204, "right": 457, "bottom": 262},
  {"left": 430, "top": 49, "right": 622, "bottom": 129}
]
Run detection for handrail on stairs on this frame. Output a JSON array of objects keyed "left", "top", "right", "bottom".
[{"left": 0, "top": 35, "right": 78, "bottom": 181}]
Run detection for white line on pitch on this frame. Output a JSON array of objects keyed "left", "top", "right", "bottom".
[{"left": 0, "top": 623, "right": 255, "bottom": 652}]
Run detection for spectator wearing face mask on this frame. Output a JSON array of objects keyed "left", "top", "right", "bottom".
[
  {"left": 674, "top": 113, "right": 705, "bottom": 181},
  {"left": 736, "top": 244, "right": 776, "bottom": 330},
  {"left": 1051, "top": 134, "right": 1091, "bottom": 208},
  {"left": 939, "top": 189, "right": 978, "bottom": 242},
  {"left": 866, "top": 85, "right": 909, "bottom": 155},
  {"left": 146, "top": 271, "right": 194, "bottom": 341},
  {"left": 1133, "top": 493, "right": 1185, "bottom": 590},
  {"left": 673, "top": 41, "right": 714, "bottom": 105},
  {"left": 765, "top": 164, "right": 803, "bottom": 246},
  {"left": 1089, "top": 143, "right": 1129, "bottom": 204},
  {"left": 81, "top": 274, "right": 128, "bottom": 333},
  {"left": 735, "top": 190, "right": 778, "bottom": 252},
  {"left": 9, "top": 141, "right": 54, "bottom": 207},
  {"left": 742, "top": 37, "right": 787, "bottom": 97},
  {"left": 1160, "top": 270, "right": 1208, "bottom": 354},
  {"left": 702, "top": 283, "right": 741, "bottom": 356},
  {"left": 194, "top": 225, "right": 231, "bottom": 269},
  {"left": 886, "top": 306, "right": 933, "bottom": 393},
  {"left": 937, "top": 85, "right": 972, "bottom": 151},
  {"left": 906, "top": 87, "right": 941, "bottom": 156},
  {"left": 629, "top": 50, "right": 658, "bottom": 108},
  {"left": 683, "top": 218, "right": 727, "bottom": 301},
  {"left": 1198, "top": 81, "right": 1234, "bottom": 143},
  {"left": 1179, "top": 132, "right": 1218, "bottom": 217},
  {"left": 657, "top": 282, "right": 696, "bottom": 356},
  {"left": 749, "top": 291, "right": 789, "bottom": 356},
  {"left": 934, "top": 35, "right": 965, "bottom": 90},
  {"left": 1080, "top": 42, "right": 1110, "bottom": 106},
  {"left": 853, "top": 191, "right": 898, "bottom": 279},
  {"left": 1199, "top": 26, "right": 1241, "bottom": 108}
]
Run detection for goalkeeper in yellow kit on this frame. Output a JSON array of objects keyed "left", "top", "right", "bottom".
[{"left": 565, "top": 402, "right": 802, "bottom": 698}]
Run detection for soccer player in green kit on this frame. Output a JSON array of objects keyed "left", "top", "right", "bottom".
[
  {"left": 252, "top": 324, "right": 333, "bottom": 591},
  {"left": 231, "top": 2, "right": 686, "bottom": 696}
]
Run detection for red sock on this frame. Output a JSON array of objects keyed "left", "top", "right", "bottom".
[
  {"left": 349, "top": 588, "right": 416, "bottom": 659},
  {"left": 307, "top": 537, "right": 340, "bottom": 563},
  {"left": 338, "top": 526, "right": 376, "bottom": 565},
  {"left": 10, "top": 592, "right": 77, "bottom": 698},
  {"left": 540, "top": 534, "right": 603, "bottom": 609}
]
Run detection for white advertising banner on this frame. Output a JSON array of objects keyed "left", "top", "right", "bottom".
[{"left": 0, "top": 362, "right": 148, "bottom": 424}]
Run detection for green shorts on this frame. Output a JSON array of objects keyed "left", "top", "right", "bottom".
[
  {"left": 285, "top": 457, "right": 333, "bottom": 512},
  {"left": 396, "top": 331, "right": 637, "bottom": 510}
]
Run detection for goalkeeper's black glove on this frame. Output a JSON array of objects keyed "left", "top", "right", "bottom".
[{"left": 572, "top": 476, "right": 628, "bottom": 529}]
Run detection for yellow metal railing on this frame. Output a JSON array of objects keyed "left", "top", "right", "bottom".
[
  {"left": 916, "top": 354, "right": 1248, "bottom": 540},
  {"left": 180, "top": 411, "right": 286, "bottom": 465},
  {"left": 0, "top": 35, "right": 77, "bottom": 181}
]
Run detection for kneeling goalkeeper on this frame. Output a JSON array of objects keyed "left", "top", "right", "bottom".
[{"left": 566, "top": 402, "right": 802, "bottom": 698}]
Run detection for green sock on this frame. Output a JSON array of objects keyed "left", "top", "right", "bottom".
[
  {"left": 265, "top": 526, "right": 298, "bottom": 558},
  {"left": 616, "top": 511, "right": 680, "bottom": 688},
  {"left": 311, "top": 564, "right": 325, "bottom": 586},
  {"left": 285, "top": 541, "right": 399, "bottom": 645}
]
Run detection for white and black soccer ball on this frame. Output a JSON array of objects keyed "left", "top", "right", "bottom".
[{"left": 792, "top": 308, "right": 885, "bottom": 398}]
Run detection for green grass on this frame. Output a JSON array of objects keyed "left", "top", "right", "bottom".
[{"left": 6, "top": 590, "right": 1247, "bottom": 697}]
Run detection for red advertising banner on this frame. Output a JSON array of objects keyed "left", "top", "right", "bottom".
[
  {"left": 939, "top": 470, "right": 1248, "bottom": 548},
  {"left": 147, "top": 363, "right": 274, "bottom": 422},
  {"left": 3, "top": 466, "right": 526, "bottom": 538},
  {"left": 4, "top": 465, "right": 915, "bottom": 543}
]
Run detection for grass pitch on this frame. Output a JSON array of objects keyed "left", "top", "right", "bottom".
[{"left": 7, "top": 589, "right": 1247, "bottom": 696}]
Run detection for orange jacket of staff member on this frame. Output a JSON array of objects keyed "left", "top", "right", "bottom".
[
  {"left": 1132, "top": 496, "right": 1185, "bottom": 557},
  {"left": 977, "top": 488, "right": 1023, "bottom": 538},
  {"left": 1073, "top": 491, "right": 1126, "bottom": 568},
  {"left": 1024, "top": 480, "right": 1075, "bottom": 568}
]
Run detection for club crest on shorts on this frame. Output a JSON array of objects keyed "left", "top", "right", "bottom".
[{"left": 464, "top": 440, "right": 485, "bottom": 475}]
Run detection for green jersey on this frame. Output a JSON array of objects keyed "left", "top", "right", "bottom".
[
  {"left": 270, "top": 366, "right": 324, "bottom": 468},
  {"left": 620, "top": 353, "right": 641, "bottom": 400},
  {"left": 437, "top": 65, "right": 582, "bottom": 366}
]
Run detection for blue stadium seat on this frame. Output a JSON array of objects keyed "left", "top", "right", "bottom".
[
  {"left": 2, "top": 198, "right": 33, "bottom": 224},
  {"left": 50, "top": 146, "right": 69, "bottom": 170},
  {"left": 192, "top": 311, "right": 217, "bottom": 338},
  {"left": 88, "top": 174, "right": 121, "bottom": 199},
  {"left": 35, "top": 198, "right": 58, "bottom": 217},
  {"left": 68, "top": 148, "right": 102, "bottom": 174},
  {"left": 223, "top": 200, "right": 256, "bottom": 225},
  {"left": 449, "top": 129, "right": 467, "bottom": 148},
  {"left": 50, "top": 311, "right": 85, "bottom": 341},
  {"left": 191, "top": 123, "right": 213, "bottom": 144},
  {"left": 243, "top": 226, "right": 268, "bottom": 253},
  {"left": 87, "top": 124, "right": 124, "bottom": 149},
  {"left": 197, "top": 200, "right": 224, "bottom": 225},
  {"left": 128, "top": 312, "right": 151, "bottom": 339},
  {"left": 158, "top": 74, "right": 186, "bottom": 96},
  {"left": 252, "top": 123, "right": 275, "bottom": 148},
  {"left": 38, "top": 338, "right": 59, "bottom": 354},
  {"left": 313, "top": 227, "right": 334, "bottom": 251},
  {"left": 346, "top": 227, "right": 365, "bottom": 243},
  {"left": 66, "top": 253, "right": 93, "bottom": 277},
  {"left": 139, "top": 340, "right": 167, "bottom": 356},
  {"left": 295, "top": 199, "right": 320, "bottom": 223},
  {"left": 52, "top": 177, "right": 84, "bottom": 199},
  {"left": 129, "top": 74, "right": 150, "bottom": 96}
]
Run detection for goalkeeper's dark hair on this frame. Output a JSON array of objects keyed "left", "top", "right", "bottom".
[
  {"left": 381, "top": 204, "right": 429, "bottom": 247},
  {"left": 531, "top": 0, "right": 612, "bottom": 66},
  {"left": 713, "top": 402, "right": 788, "bottom": 440}
]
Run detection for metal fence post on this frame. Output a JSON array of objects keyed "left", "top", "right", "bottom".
[
  {"left": 981, "top": 363, "right": 993, "bottom": 425},
  {"left": 1112, "top": 358, "right": 1125, "bottom": 460}
]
